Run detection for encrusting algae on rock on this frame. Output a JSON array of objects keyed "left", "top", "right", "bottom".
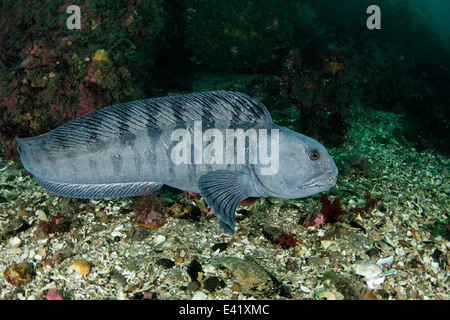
[
  {"left": 214, "top": 256, "right": 281, "bottom": 296},
  {"left": 92, "top": 49, "right": 107, "bottom": 62},
  {"left": 3, "top": 262, "right": 34, "bottom": 287}
]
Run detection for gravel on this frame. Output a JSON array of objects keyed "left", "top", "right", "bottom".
[{"left": 1, "top": 103, "right": 449, "bottom": 300}]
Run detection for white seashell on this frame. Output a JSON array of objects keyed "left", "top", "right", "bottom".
[
  {"left": 300, "top": 285, "right": 312, "bottom": 293},
  {"left": 377, "top": 255, "right": 394, "bottom": 266},
  {"left": 154, "top": 235, "right": 166, "bottom": 245},
  {"left": 366, "top": 276, "right": 385, "bottom": 289},
  {"left": 36, "top": 209, "right": 47, "bottom": 221},
  {"left": 353, "top": 260, "right": 382, "bottom": 278},
  {"left": 192, "top": 291, "right": 208, "bottom": 300},
  {"left": 315, "top": 289, "right": 336, "bottom": 300},
  {"left": 8, "top": 237, "right": 22, "bottom": 248}
]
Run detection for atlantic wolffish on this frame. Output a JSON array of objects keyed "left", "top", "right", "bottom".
[{"left": 17, "top": 91, "right": 338, "bottom": 235}]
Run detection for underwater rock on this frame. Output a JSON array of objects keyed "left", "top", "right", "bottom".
[
  {"left": 214, "top": 256, "right": 280, "bottom": 295},
  {"left": 211, "top": 242, "right": 228, "bottom": 253},
  {"left": 131, "top": 195, "right": 165, "bottom": 230},
  {"left": 156, "top": 258, "right": 175, "bottom": 269},
  {"left": 187, "top": 281, "right": 201, "bottom": 292},
  {"left": 319, "top": 271, "right": 362, "bottom": 300},
  {"left": 187, "top": 259, "right": 203, "bottom": 282},
  {"left": 44, "top": 288, "right": 65, "bottom": 300},
  {"left": 3, "top": 262, "right": 34, "bottom": 286},
  {"left": 203, "top": 276, "right": 226, "bottom": 292},
  {"left": 166, "top": 202, "right": 202, "bottom": 221},
  {"left": 262, "top": 225, "right": 284, "bottom": 243},
  {"left": 38, "top": 212, "right": 73, "bottom": 234}
]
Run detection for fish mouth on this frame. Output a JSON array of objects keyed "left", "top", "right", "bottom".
[
  {"left": 298, "top": 179, "right": 336, "bottom": 191},
  {"left": 296, "top": 172, "right": 337, "bottom": 191}
]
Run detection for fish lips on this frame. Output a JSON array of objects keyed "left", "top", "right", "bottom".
[{"left": 296, "top": 169, "right": 338, "bottom": 194}]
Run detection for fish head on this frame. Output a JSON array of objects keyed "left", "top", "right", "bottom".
[{"left": 256, "top": 126, "right": 338, "bottom": 199}]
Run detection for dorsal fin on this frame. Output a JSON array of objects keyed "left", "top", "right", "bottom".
[{"left": 23, "top": 91, "right": 273, "bottom": 152}]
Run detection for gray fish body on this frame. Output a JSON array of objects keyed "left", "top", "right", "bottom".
[{"left": 17, "top": 91, "right": 338, "bottom": 234}]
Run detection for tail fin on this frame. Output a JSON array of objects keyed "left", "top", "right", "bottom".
[{"left": 16, "top": 137, "right": 36, "bottom": 174}]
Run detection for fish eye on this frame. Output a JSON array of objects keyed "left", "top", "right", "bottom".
[{"left": 309, "top": 150, "right": 320, "bottom": 161}]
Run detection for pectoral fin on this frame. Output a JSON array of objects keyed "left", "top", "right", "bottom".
[{"left": 198, "top": 170, "right": 252, "bottom": 235}]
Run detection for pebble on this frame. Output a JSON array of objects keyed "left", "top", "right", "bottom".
[
  {"left": 231, "top": 283, "right": 241, "bottom": 292},
  {"left": 187, "top": 259, "right": 203, "bottom": 281},
  {"left": 16, "top": 210, "right": 32, "bottom": 218},
  {"left": 374, "top": 240, "right": 391, "bottom": 252},
  {"left": 6, "top": 247, "right": 22, "bottom": 255},
  {"left": 262, "top": 225, "right": 284, "bottom": 243},
  {"left": 156, "top": 258, "right": 175, "bottom": 269},
  {"left": 211, "top": 242, "right": 228, "bottom": 252},
  {"left": 8, "top": 237, "right": 22, "bottom": 248},
  {"left": 154, "top": 235, "right": 166, "bottom": 245},
  {"left": 300, "top": 285, "right": 312, "bottom": 293},
  {"left": 267, "top": 197, "right": 284, "bottom": 204},
  {"left": 70, "top": 260, "right": 91, "bottom": 275},
  {"left": 285, "top": 258, "right": 298, "bottom": 271},
  {"left": 192, "top": 291, "right": 208, "bottom": 300},
  {"left": 204, "top": 276, "right": 226, "bottom": 292},
  {"left": 238, "top": 197, "right": 256, "bottom": 206},
  {"left": 315, "top": 289, "right": 336, "bottom": 300},
  {"left": 187, "top": 281, "right": 201, "bottom": 292},
  {"left": 174, "top": 257, "right": 184, "bottom": 264},
  {"left": 309, "top": 256, "right": 326, "bottom": 265},
  {"left": 3, "top": 262, "right": 34, "bottom": 286},
  {"left": 353, "top": 260, "right": 382, "bottom": 278},
  {"left": 36, "top": 209, "right": 47, "bottom": 221}
]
